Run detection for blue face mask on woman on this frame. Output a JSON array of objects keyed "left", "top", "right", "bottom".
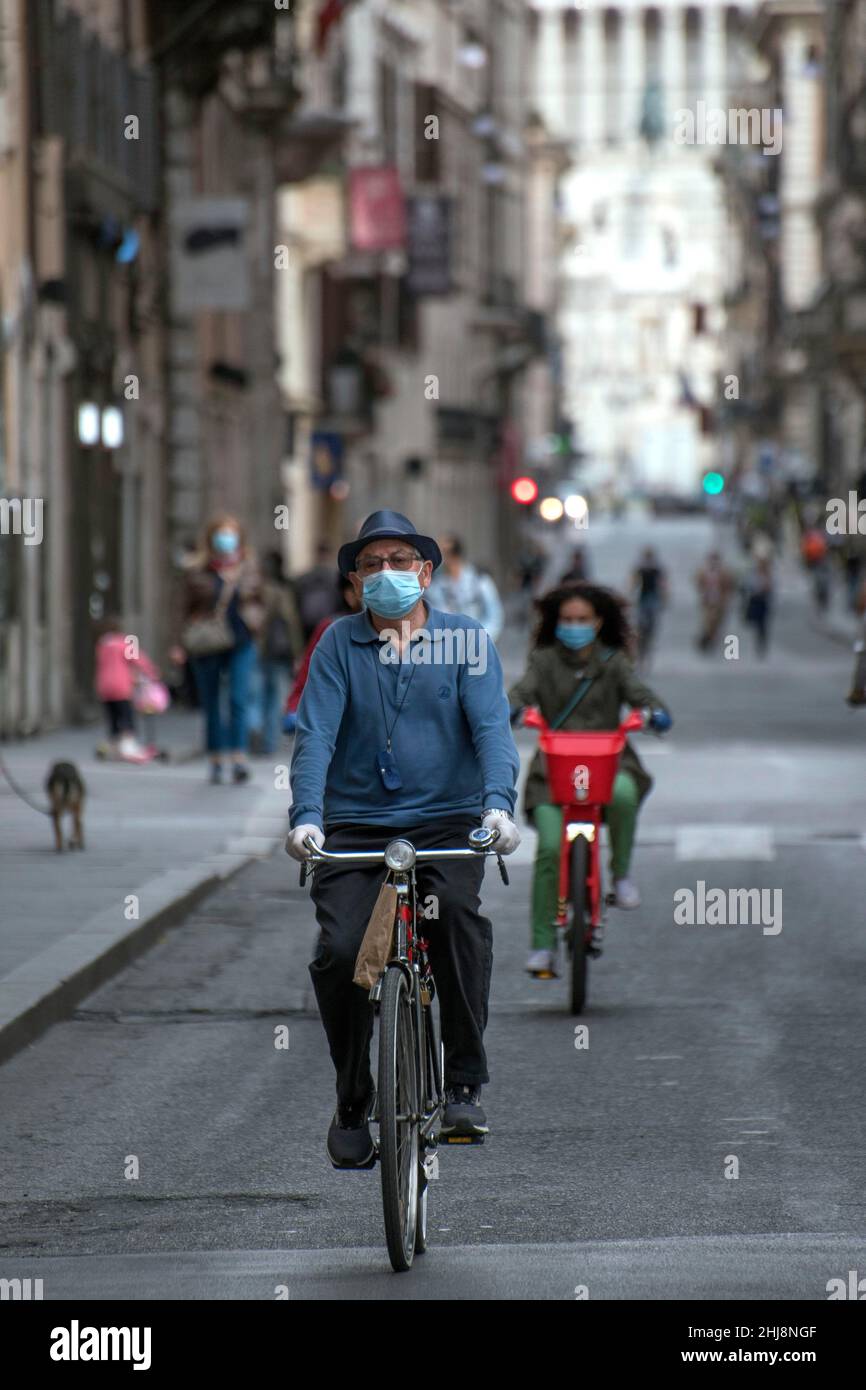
[
  {"left": 556, "top": 622, "right": 597, "bottom": 650},
  {"left": 363, "top": 569, "right": 423, "bottom": 618},
  {"left": 212, "top": 529, "right": 239, "bottom": 555}
]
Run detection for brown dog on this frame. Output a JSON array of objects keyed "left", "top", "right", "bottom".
[{"left": 45, "top": 761, "right": 86, "bottom": 852}]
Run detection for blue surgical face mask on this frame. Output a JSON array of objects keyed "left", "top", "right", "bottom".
[
  {"left": 363, "top": 569, "right": 423, "bottom": 618},
  {"left": 556, "top": 621, "right": 597, "bottom": 650},
  {"left": 212, "top": 529, "right": 239, "bottom": 555}
]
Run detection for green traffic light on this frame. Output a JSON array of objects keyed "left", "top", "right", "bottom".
[{"left": 703, "top": 472, "right": 725, "bottom": 495}]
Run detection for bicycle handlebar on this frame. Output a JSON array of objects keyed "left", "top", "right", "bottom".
[
  {"left": 300, "top": 828, "right": 500, "bottom": 863},
  {"left": 297, "top": 827, "right": 510, "bottom": 887}
]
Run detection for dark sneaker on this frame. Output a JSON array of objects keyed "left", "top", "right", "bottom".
[
  {"left": 209, "top": 763, "right": 223, "bottom": 785},
  {"left": 441, "top": 1084, "right": 488, "bottom": 1138},
  {"left": 326, "top": 1092, "right": 377, "bottom": 1170},
  {"left": 232, "top": 762, "right": 250, "bottom": 784}
]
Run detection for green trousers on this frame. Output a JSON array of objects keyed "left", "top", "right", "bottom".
[{"left": 530, "top": 772, "right": 641, "bottom": 951}]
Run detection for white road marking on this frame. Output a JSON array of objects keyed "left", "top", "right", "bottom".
[
  {"left": 718, "top": 1117, "right": 776, "bottom": 1122},
  {"left": 675, "top": 824, "right": 775, "bottom": 860},
  {"left": 636, "top": 1054, "right": 683, "bottom": 1061}
]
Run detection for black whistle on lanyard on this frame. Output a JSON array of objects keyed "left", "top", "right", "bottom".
[{"left": 377, "top": 745, "right": 403, "bottom": 791}]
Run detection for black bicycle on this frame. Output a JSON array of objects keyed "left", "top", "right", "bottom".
[{"left": 300, "top": 827, "right": 508, "bottom": 1272}]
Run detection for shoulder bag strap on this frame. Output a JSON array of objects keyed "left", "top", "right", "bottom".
[{"left": 549, "top": 647, "right": 614, "bottom": 730}]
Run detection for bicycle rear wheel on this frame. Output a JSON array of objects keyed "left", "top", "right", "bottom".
[
  {"left": 568, "top": 836, "right": 589, "bottom": 1015},
  {"left": 379, "top": 965, "right": 420, "bottom": 1272}
]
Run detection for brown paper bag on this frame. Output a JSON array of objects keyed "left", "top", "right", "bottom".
[{"left": 353, "top": 883, "right": 398, "bottom": 989}]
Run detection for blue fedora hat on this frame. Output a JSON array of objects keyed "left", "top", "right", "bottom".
[{"left": 338, "top": 509, "right": 442, "bottom": 577}]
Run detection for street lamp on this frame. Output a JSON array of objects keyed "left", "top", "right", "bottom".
[
  {"left": 101, "top": 406, "right": 124, "bottom": 450},
  {"left": 77, "top": 402, "right": 100, "bottom": 446}
]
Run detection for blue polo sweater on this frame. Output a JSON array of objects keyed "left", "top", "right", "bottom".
[{"left": 288, "top": 606, "right": 519, "bottom": 830}]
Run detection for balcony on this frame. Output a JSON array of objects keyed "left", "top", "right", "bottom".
[{"left": 35, "top": 0, "right": 159, "bottom": 212}]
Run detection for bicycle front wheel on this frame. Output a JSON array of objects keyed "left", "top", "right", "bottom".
[
  {"left": 378, "top": 965, "right": 420, "bottom": 1272},
  {"left": 415, "top": 1005, "right": 443, "bottom": 1254},
  {"left": 568, "top": 836, "right": 589, "bottom": 1015}
]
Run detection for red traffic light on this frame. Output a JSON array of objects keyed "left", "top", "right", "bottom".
[{"left": 511, "top": 476, "right": 538, "bottom": 505}]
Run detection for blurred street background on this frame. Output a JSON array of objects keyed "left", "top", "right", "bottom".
[{"left": 2, "top": 0, "right": 866, "bottom": 1301}]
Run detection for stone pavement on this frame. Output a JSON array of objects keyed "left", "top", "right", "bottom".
[{"left": 0, "top": 709, "right": 291, "bottom": 1062}]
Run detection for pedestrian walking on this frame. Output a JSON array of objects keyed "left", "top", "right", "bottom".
[
  {"left": 247, "top": 550, "right": 304, "bottom": 756},
  {"left": 631, "top": 546, "right": 668, "bottom": 666},
  {"left": 742, "top": 555, "right": 774, "bottom": 657},
  {"left": 282, "top": 575, "right": 360, "bottom": 735},
  {"left": 426, "top": 534, "right": 504, "bottom": 640},
  {"left": 694, "top": 550, "right": 735, "bottom": 653},
  {"left": 801, "top": 524, "right": 831, "bottom": 613},
  {"left": 846, "top": 574, "right": 866, "bottom": 706},
  {"left": 178, "top": 514, "right": 265, "bottom": 784},
  {"left": 294, "top": 542, "right": 343, "bottom": 641},
  {"left": 559, "top": 545, "right": 592, "bottom": 585}
]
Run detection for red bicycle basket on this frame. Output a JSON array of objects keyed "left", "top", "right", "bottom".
[{"left": 539, "top": 728, "right": 627, "bottom": 807}]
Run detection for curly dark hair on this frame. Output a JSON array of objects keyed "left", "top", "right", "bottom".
[{"left": 533, "top": 581, "right": 634, "bottom": 652}]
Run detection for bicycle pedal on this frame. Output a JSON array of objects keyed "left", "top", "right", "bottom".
[{"left": 441, "top": 1134, "right": 484, "bottom": 1145}]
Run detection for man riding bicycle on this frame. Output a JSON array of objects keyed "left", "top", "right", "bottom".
[{"left": 285, "top": 510, "right": 520, "bottom": 1169}]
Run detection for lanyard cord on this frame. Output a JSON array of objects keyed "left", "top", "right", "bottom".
[{"left": 372, "top": 642, "right": 418, "bottom": 751}]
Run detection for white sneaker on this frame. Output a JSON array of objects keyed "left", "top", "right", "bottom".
[
  {"left": 526, "top": 948, "right": 558, "bottom": 976},
  {"left": 118, "top": 735, "right": 149, "bottom": 763},
  {"left": 614, "top": 878, "right": 641, "bottom": 910}
]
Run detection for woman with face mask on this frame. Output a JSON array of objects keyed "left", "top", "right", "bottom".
[
  {"left": 177, "top": 514, "right": 266, "bottom": 784},
  {"left": 508, "top": 582, "right": 672, "bottom": 977}
]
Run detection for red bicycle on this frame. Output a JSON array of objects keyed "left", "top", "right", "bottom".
[{"left": 522, "top": 706, "right": 645, "bottom": 1014}]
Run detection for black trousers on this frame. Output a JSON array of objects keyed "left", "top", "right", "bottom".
[
  {"left": 309, "top": 817, "right": 492, "bottom": 1108},
  {"left": 104, "top": 700, "right": 135, "bottom": 736}
]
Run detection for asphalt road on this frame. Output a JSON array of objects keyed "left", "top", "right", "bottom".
[{"left": 2, "top": 515, "right": 865, "bottom": 1299}]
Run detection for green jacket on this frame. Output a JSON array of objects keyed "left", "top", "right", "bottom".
[{"left": 508, "top": 641, "right": 670, "bottom": 821}]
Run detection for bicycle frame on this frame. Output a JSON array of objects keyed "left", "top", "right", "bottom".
[
  {"left": 556, "top": 807, "right": 604, "bottom": 931},
  {"left": 371, "top": 863, "right": 440, "bottom": 1144},
  {"left": 300, "top": 830, "right": 507, "bottom": 1144},
  {"left": 522, "top": 706, "right": 645, "bottom": 942}
]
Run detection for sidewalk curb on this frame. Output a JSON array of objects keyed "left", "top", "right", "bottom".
[{"left": 0, "top": 830, "right": 282, "bottom": 1069}]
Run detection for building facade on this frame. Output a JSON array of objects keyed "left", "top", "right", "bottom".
[
  {"left": 0, "top": 0, "right": 162, "bottom": 734},
  {"left": 528, "top": 0, "right": 759, "bottom": 504},
  {"left": 276, "top": 0, "right": 560, "bottom": 578}
]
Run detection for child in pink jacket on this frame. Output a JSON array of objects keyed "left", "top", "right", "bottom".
[{"left": 94, "top": 618, "right": 159, "bottom": 757}]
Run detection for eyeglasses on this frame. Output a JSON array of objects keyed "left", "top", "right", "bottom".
[{"left": 356, "top": 551, "right": 422, "bottom": 576}]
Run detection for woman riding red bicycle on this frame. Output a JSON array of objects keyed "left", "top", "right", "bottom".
[{"left": 509, "top": 582, "right": 672, "bottom": 980}]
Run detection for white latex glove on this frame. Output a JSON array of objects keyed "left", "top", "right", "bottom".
[
  {"left": 285, "top": 823, "right": 324, "bottom": 862},
  {"left": 482, "top": 810, "right": 521, "bottom": 856}
]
